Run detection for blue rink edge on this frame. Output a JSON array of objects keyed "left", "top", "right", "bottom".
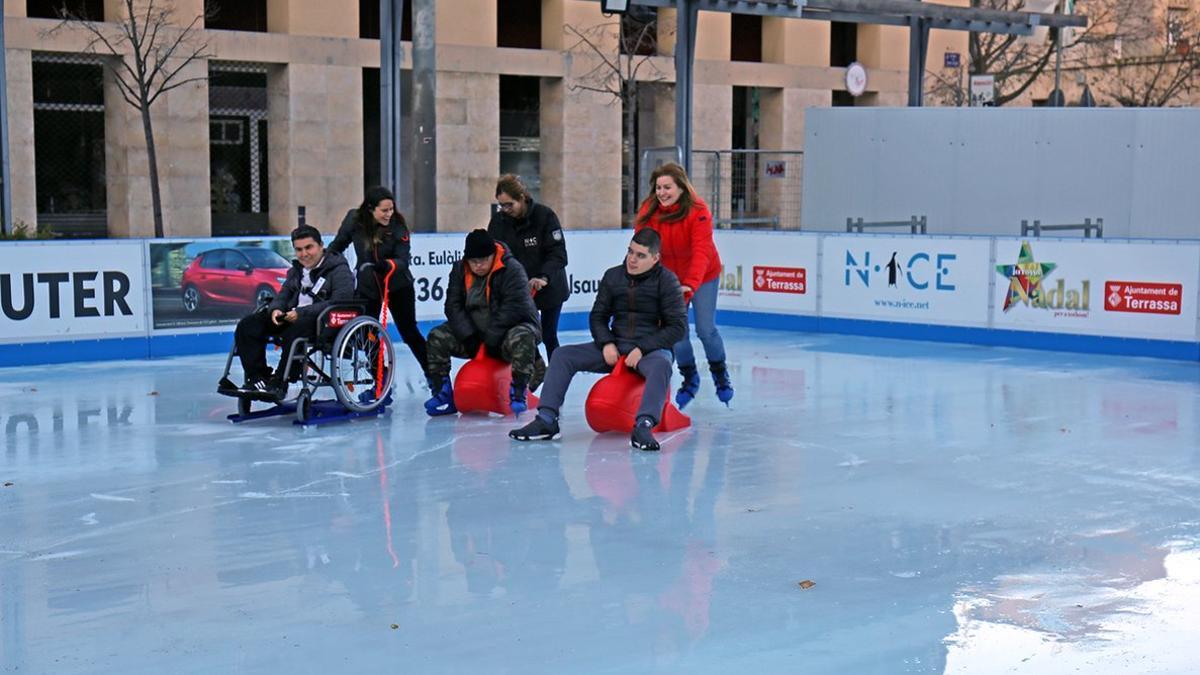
[{"left": 2, "top": 311, "right": 1196, "bottom": 368}]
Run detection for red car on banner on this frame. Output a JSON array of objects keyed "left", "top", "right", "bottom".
[{"left": 180, "top": 247, "right": 291, "bottom": 312}]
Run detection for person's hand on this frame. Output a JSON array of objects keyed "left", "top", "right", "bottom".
[
  {"left": 624, "top": 347, "right": 643, "bottom": 369},
  {"left": 602, "top": 343, "right": 619, "bottom": 367},
  {"left": 270, "top": 309, "right": 285, "bottom": 325},
  {"left": 529, "top": 278, "right": 548, "bottom": 293},
  {"left": 284, "top": 309, "right": 299, "bottom": 323},
  {"left": 680, "top": 284, "right": 694, "bottom": 296}
]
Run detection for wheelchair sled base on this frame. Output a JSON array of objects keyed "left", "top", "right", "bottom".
[{"left": 217, "top": 303, "right": 396, "bottom": 425}]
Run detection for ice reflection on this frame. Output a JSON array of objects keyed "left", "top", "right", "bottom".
[
  {"left": 3, "top": 329, "right": 1200, "bottom": 672},
  {"left": 945, "top": 541, "right": 1200, "bottom": 674}
]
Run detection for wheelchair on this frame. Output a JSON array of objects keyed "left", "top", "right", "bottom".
[{"left": 217, "top": 300, "right": 396, "bottom": 425}]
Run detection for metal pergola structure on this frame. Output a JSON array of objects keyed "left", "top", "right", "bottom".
[
  {"left": 607, "top": 0, "right": 1088, "bottom": 171},
  {"left": 380, "top": 0, "right": 437, "bottom": 231}
]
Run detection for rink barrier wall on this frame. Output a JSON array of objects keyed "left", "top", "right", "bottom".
[
  {"left": 801, "top": 108, "right": 1200, "bottom": 240},
  {"left": 2, "top": 231, "right": 1199, "bottom": 367}
]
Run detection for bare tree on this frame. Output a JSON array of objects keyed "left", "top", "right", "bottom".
[
  {"left": 925, "top": 0, "right": 1108, "bottom": 107},
  {"left": 565, "top": 9, "right": 669, "bottom": 224},
  {"left": 48, "top": 0, "right": 211, "bottom": 237},
  {"left": 1078, "top": 1, "right": 1200, "bottom": 106},
  {"left": 927, "top": 0, "right": 1198, "bottom": 108}
]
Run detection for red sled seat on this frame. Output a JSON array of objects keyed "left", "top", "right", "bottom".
[
  {"left": 453, "top": 345, "right": 540, "bottom": 416},
  {"left": 585, "top": 359, "right": 690, "bottom": 434}
]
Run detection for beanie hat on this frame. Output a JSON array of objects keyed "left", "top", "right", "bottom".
[{"left": 464, "top": 229, "right": 495, "bottom": 259}]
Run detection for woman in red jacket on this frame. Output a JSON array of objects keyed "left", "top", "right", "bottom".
[{"left": 635, "top": 163, "right": 732, "bottom": 408}]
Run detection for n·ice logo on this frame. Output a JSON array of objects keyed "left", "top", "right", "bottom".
[{"left": 844, "top": 251, "right": 957, "bottom": 291}]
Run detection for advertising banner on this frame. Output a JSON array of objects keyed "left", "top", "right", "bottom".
[
  {"left": 0, "top": 241, "right": 147, "bottom": 343},
  {"left": 149, "top": 237, "right": 294, "bottom": 330},
  {"left": 405, "top": 230, "right": 627, "bottom": 321},
  {"left": 714, "top": 231, "right": 818, "bottom": 315},
  {"left": 991, "top": 239, "right": 1200, "bottom": 340},
  {"left": 821, "top": 235, "right": 992, "bottom": 326}
]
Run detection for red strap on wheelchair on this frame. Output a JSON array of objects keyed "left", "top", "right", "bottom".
[{"left": 376, "top": 260, "right": 396, "bottom": 398}]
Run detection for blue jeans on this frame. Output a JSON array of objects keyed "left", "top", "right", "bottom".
[{"left": 674, "top": 278, "right": 726, "bottom": 368}]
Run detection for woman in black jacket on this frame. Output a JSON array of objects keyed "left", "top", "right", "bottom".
[
  {"left": 329, "top": 186, "right": 428, "bottom": 371},
  {"left": 487, "top": 175, "right": 570, "bottom": 359}
]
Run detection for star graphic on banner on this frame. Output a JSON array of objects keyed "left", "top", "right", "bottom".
[{"left": 996, "top": 242, "right": 1056, "bottom": 311}]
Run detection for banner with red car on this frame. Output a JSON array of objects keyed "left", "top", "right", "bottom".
[{"left": 148, "top": 238, "right": 295, "bottom": 330}]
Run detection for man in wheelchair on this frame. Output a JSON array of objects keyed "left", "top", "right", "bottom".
[{"left": 227, "top": 225, "right": 355, "bottom": 398}]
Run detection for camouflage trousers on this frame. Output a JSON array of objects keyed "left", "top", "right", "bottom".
[{"left": 426, "top": 323, "right": 546, "bottom": 390}]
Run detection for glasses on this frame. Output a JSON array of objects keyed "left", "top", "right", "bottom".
[{"left": 497, "top": 201, "right": 518, "bottom": 212}]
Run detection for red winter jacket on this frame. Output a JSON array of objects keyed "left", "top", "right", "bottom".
[{"left": 635, "top": 197, "right": 722, "bottom": 294}]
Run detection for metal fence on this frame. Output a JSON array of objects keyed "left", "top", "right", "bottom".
[
  {"left": 639, "top": 147, "right": 803, "bottom": 230},
  {"left": 695, "top": 150, "right": 803, "bottom": 230}
]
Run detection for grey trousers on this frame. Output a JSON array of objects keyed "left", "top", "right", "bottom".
[{"left": 537, "top": 343, "right": 673, "bottom": 424}]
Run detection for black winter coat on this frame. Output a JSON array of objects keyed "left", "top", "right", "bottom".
[
  {"left": 268, "top": 251, "right": 355, "bottom": 320},
  {"left": 329, "top": 209, "right": 415, "bottom": 287},
  {"left": 445, "top": 242, "right": 541, "bottom": 348},
  {"left": 590, "top": 262, "right": 687, "bottom": 355},
  {"left": 487, "top": 199, "right": 569, "bottom": 310}
]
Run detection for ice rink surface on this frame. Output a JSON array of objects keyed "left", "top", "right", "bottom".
[{"left": 3, "top": 327, "right": 1200, "bottom": 674}]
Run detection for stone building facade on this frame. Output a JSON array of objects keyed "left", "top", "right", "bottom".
[{"left": 3, "top": 0, "right": 967, "bottom": 238}]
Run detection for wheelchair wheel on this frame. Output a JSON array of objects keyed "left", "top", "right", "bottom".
[
  {"left": 329, "top": 316, "right": 395, "bottom": 413},
  {"left": 295, "top": 388, "right": 313, "bottom": 424}
]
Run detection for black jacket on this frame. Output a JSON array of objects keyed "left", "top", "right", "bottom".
[
  {"left": 590, "top": 261, "right": 687, "bottom": 355},
  {"left": 487, "top": 199, "right": 569, "bottom": 309},
  {"left": 329, "top": 209, "right": 415, "bottom": 287},
  {"left": 445, "top": 242, "right": 541, "bottom": 348},
  {"left": 268, "top": 251, "right": 355, "bottom": 320}
]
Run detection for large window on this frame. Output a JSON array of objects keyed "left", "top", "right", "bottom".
[
  {"left": 206, "top": 0, "right": 267, "bottom": 32},
  {"left": 499, "top": 76, "right": 541, "bottom": 200},
  {"left": 1167, "top": 7, "right": 1189, "bottom": 49},
  {"left": 360, "top": 0, "right": 412, "bottom": 40},
  {"left": 361, "top": 68, "right": 414, "bottom": 213},
  {"left": 830, "top": 21, "right": 858, "bottom": 68},
  {"left": 831, "top": 21, "right": 859, "bottom": 107},
  {"left": 497, "top": 0, "right": 541, "bottom": 49},
  {"left": 731, "top": 14, "right": 762, "bottom": 63},
  {"left": 32, "top": 54, "right": 107, "bottom": 238},
  {"left": 620, "top": 6, "right": 658, "bottom": 56},
  {"left": 208, "top": 63, "right": 270, "bottom": 235},
  {"left": 27, "top": 0, "right": 102, "bottom": 20}
]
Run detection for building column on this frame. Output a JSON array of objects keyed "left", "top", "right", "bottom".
[
  {"left": 652, "top": 7, "right": 677, "bottom": 151},
  {"left": 265, "top": 0, "right": 362, "bottom": 235},
  {"left": 104, "top": 57, "right": 211, "bottom": 238},
  {"left": 857, "top": 23, "right": 909, "bottom": 106},
  {"left": 267, "top": 63, "right": 364, "bottom": 235},
  {"left": 762, "top": 17, "right": 832, "bottom": 146},
  {"left": 267, "top": 0, "right": 358, "bottom": 37},
  {"left": 433, "top": 0, "right": 498, "bottom": 232},
  {"left": 539, "top": 0, "right": 622, "bottom": 229},
  {"left": 102, "top": 0, "right": 211, "bottom": 237},
  {"left": 690, "top": 12, "right": 732, "bottom": 223},
  {"left": 4, "top": 47, "right": 36, "bottom": 230},
  {"left": 760, "top": 18, "right": 833, "bottom": 229}
]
